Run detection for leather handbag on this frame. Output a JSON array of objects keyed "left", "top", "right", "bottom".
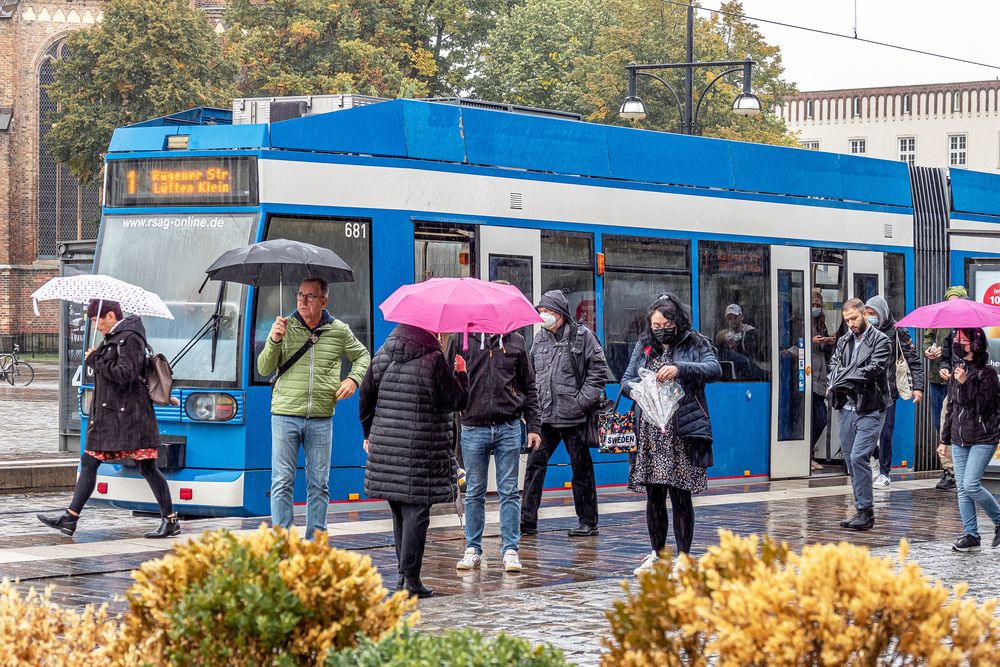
[{"left": 895, "top": 332, "right": 913, "bottom": 400}]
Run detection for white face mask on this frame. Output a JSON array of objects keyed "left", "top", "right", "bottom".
[{"left": 540, "top": 312, "right": 558, "bottom": 330}]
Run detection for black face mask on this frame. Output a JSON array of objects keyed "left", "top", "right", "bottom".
[
  {"left": 653, "top": 327, "right": 676, "bottom": 344},
  {"left": 952, "top": 341, "right": 970, "bottom": 360}
]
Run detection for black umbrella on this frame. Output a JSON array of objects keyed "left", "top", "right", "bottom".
[{"left": 202, "top": 239, "right": 354, "bottom": 314}]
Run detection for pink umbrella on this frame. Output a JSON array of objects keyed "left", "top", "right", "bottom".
[
  {"left": 896, "top": 298, "right": 1000, "bottom": 329},
  {"left": 379, "top": 278, "right": 542, "bottom": 345}
]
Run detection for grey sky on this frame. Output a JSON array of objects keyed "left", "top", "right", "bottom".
[{"left": 722, "top": 1, "right": 1000, "bottom": 91}]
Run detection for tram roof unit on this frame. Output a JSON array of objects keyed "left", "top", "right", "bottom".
[{"left": 106, "top": 97, "right": 1000, "bottom": 214}]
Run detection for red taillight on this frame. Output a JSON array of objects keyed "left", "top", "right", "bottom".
[
  {"left": 97, "top": 482, "right": 108, "bottom": 494},
  {"left": 179, "top": 487, "right": 193, "bottom": 500}
]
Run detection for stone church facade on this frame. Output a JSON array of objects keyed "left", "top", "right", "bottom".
[{"left": 0, "top": 1, "right": 225, "bottom": 342}]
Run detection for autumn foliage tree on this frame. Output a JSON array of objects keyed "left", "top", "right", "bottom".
[{"left": 45, "top": 0, "right": 236, "bottom": 184}]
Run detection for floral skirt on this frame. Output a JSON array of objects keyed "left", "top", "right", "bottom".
[{"left": 85, "top": 448, "right": 158, "bottom": 462}]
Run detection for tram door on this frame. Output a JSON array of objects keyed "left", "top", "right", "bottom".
[
  {"left": 770, "top": 246, "right": 812, "bottom": 479},
  {"left": 479, "top": 226, "right": 541, "bottom": 489}
]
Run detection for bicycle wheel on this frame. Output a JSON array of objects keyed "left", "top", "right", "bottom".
[{"left": 14, "top": 361, "right": 33, "bottom": 387}]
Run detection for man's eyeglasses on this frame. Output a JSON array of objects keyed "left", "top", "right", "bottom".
[{"left": 296, "top": 292, "right": 323, "bottom": 303}]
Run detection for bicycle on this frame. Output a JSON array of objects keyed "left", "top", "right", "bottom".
[{"left": 0, "top": 345, "right": 34, "bottom": 387}]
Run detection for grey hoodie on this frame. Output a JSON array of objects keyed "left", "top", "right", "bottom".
[{"left": 864, "top": 295, "right": 925, "bottom": 397}]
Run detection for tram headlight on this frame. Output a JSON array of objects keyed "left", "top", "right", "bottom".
[
  {"left": 184, "top": 393, "right": 238, "bottom": 422},
  {"left": 80, "top": 388, "right": 94, "bottom": 416}
]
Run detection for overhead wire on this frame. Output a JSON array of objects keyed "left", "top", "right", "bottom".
[{"left": 656, "top": 0, "right": 1000, "bottom": 73}]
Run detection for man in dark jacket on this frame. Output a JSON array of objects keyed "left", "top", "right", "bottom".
[
  {"left": 446, "top": 329, "right": 540, "bottom": 573},
  {"left": 827, "top": 298, "right": 892, "bottom": 530},
  {"left": 863, "top": 295, "right": 924, "bottom": 489},
  {"left": 521, "top": 290, "right": 609, "bottom": 538},
  {"left": 38, "top": 300, "right": 179, "bottom": 539},
  {"left": 360, "top": 323, "right": 469, "bottom": 598}
]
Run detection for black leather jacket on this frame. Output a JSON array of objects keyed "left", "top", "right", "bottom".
[{"left": 827, "top": 325, "right": 893, "bottom": 415}]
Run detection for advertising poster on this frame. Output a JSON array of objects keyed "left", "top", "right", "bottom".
[{"left": 971, "top": 264, "right": 1000, "bottom": 473}]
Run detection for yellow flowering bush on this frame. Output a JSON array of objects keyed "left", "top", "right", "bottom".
[
  {"left": 603, "top": 531, "right": 1000, "bottom": 666},
  {"left": 112, "top": 525, "right": 415, "bottom": 666},
  {"left": 0, "top": 580, "right": 118, "bottom": 666}
]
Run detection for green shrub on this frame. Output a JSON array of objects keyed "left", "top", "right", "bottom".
[{"left": 325, "top": 626, "right": 571, "bottom": 667}]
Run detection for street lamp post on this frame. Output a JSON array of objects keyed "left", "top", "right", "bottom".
[{"left": 619, "top": 0, "right": 762, "bottom": 133}]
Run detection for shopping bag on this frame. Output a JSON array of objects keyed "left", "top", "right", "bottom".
[{"left": 597, "top": 392, "right": 637, "bottom": 454}]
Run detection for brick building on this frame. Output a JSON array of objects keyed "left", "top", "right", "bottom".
[{"left": 0, "top": 1, "right": 225, "bottom": 344}]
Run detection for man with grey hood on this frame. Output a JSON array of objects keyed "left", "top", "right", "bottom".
[
  {"left": 521, "top": 290, "right": 609, "bottom": 538},
  {"left": 863, "top": 295, "right": 924, "bottom": 489}
]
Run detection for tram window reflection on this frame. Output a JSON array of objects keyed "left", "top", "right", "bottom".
[
  {"left": 884, "top": 253, "right": 906, "bottom": 318},
  {"left": 602, "top": 235, "right": 691, "bottom": 381},
  {"left": 252, "top": 215, "right": 373, "bottom": 384},
  {"left": 698, "top": 241, "right": 771, "bottom": 382},
  {"left": 414, "top": 222, "right": 477, "bottom": 282},
  {"left": 541, "top": 231, "right": 595, "bottom": 332}
]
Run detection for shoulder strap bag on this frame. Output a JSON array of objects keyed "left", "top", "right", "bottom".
[
  {"left": 270, "top": 331, "right": 325, "bottom": 387},
  {"left": 895, "top": 331, "right": 913, "bottom": 400}
]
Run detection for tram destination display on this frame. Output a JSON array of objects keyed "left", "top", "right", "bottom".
[{"left": 106, "top": 156, "right": 258, "bottom": 207}]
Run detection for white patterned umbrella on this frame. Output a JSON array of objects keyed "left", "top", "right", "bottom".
[{"left": 31, "top": 275, "right": 174, "bottom": 320}]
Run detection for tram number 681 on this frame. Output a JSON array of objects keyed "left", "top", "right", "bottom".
[{"left": 344, "top": 222, "right": 368, "bottom": 239}]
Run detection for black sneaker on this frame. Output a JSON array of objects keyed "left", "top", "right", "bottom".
[
  {"left": 37, "top": 511, "right": 78, "bottom": 536},
  {"left": 935, "top": 470, "right": 957, "bottom": 491},
  {"left": 567, "top": 523, "right": 599, "bottom": 537},
  {"left": 520, "top": 524, "right": 538, "bottom": 536},
  {"left": 840, "top": 508, "right": 874, "bottom": 531},
  {"left": 993, "top": 525, "right": 1000, "bottom": 549},
  {"left": 952, "top": 534, "right": 982, "bottom": 552}
]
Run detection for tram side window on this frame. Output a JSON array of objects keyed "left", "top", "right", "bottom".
[
  {"left": 541, "top": 231, "right": 595, "bottom": 332},
  {"left": 252, "top": 216, "right": 373, "bottom": 384},
  {"left": 699, "top": 241, "right": 771, "bottom": 382},
  {"left": 414, "top": 222, "right": 477, "bottom": 282},
  {"left": 884, "top": 253, "right": 906, "bottom": 319},
  {"left": 602, "top": 235, "right": 691, "bottom": 381}
]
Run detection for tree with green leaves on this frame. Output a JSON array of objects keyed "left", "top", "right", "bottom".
[
  {"left": 45, "top": 0, "right": 236, "bottom": 184},
  {"left": 472, "top": 0, "right": 797, "bottom": 145},
  {"left": 225, "top": 0, "right": 437, "bottom": 98}
]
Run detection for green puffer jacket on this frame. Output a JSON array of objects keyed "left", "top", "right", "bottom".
[{"left": 257, "top": 310, "right": 371, "bottom": 418}]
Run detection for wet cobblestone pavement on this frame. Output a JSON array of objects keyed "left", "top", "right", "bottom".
[{"left": 0, "top": 361, "right": 63, "bottom": 459}]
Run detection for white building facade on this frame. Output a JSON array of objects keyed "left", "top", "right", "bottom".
[{"left": 777, "top": 80, "right": 1000, "bottom": 171}]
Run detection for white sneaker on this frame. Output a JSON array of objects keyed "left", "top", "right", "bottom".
[
  {"left": 502, "top": 549, "right": 523, "bottom": 572},
  {"left": 456, "top": 547, "right": 481, "bottom": 570},
  {"left": 633, "top": 551, "right": 659, "bottom": 575},
  {"left": 670, "top": 554, "right": 690, "bottom": 578},
  {"left": 873, "top": 474, "right": 891, "bottom": 489}
]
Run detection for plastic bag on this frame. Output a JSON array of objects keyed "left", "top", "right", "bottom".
[{"left": 627, "top": 367, "right": 685, "bottom": 433}]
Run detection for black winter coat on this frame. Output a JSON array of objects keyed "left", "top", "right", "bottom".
[
  {"left": 360, "top": 324, "right": 469, "bottom": 505},
  {"left": 445, "top": 332, "right": 541, "bottom": 433},
  {"left": 621, "top": 331, "right": 722, "bottom": 467},
  {"left": 84, "top": 316, "right": 160, "bottom": 452},
  {"left": 940, "top": 361, "right": 1000, "bottom": 446},
  {"left": 827, "top": 325, "right": 893, "bottom": 415}
]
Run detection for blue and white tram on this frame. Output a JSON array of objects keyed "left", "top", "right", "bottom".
[{"left": 83, "top": 97, "right": 1000, "bottom": 516}]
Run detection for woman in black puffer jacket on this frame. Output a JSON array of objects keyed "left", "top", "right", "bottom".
[
  {"left": 938, "top": 327, "right": 1000, "bottom": 553},
  {"left": 620, "top": 294, "right": 721, "bottom": 575},
  {"left": 360, "top": 323, "right": 469, "bottom": 598}
]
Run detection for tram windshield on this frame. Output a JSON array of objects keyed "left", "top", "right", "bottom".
[{"left": 95, "top": 213, "right": 257, "bottom": 384}]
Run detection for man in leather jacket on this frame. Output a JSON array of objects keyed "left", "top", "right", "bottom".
[{"left": 827, "top": 298, "right": 892, "bottom": 530}]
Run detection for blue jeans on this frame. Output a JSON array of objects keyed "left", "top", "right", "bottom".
[
  {"left": 838, "top": 408, "right": 885, "bottom": 511},
  {"left": 270, "top": 415, "right": 333, "bottom": 539},
  {"left": 929, "top": 383, "right": 947, "bottom": 433},
  {"left": 951, "top": 443, "right": 1000, "bottom": 537},
  {"left": 461, "top": 420, "right": 522, "bottom": 555}
]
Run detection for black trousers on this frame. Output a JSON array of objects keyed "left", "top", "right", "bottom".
[
  {"left": 646, "top": 483, "right": 694, "bottom": 555},
  {"left": 388, "top": 500, "right": 432, "bottom": 579},
  {"left": 520, "top": 423, "right": 599, "bottom": 530},
  {"left": 69, "top": 453, "right": 174, "bottom": 517}
]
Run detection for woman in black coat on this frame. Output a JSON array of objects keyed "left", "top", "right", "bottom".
[
  {"left": 37, "top": 300, "right": 179, "bottom": 538},
  {"left": 360, "top": 323, "right": 469, "bottom": 598},
  {"left": 620, "top": 294, "right": 721, "bottom": 575}
]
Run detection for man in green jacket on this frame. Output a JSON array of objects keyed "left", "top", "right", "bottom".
[{"left": 257, "top": 277, "right": 371, "bottom": 538}]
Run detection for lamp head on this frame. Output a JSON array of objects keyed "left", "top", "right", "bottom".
[
  {"left": 732, "top": 93, "right": 762, "bottom": 116},
  {"left": 619, "top": 96, "right": 647, "bottom": 120}
]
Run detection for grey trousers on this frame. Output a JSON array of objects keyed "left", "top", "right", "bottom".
[{"left": 838, "top": 408, "right": 886, "bottom": 511}]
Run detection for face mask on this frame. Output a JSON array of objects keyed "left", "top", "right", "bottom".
[
  {"left": 540, "top": 313, "right": 558, "bottom": 330},
  {"left": 952, "top": 341, "right": 969, "bottom": 359},
  {"left": 653, "top": 327, "right": 676, "bottom": 343},
  {"left": 811, "top": 307, "right": 823, "bottom": 319},
  {"left": 866, "top": 315, "right": 879, "bottom": 327}
]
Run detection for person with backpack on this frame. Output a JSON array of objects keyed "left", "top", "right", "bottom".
[
  {"left": 37, "top": 300, "right": 179, "bottom": 538},
  {"left": 257, "top": 277, "right": 371, "bottom": 540},
  {"left": 520, "top": 290, "right": 609, "bottom": 538},
  {"left": 938, "top": 327, "right": 1000, "bottom": 552}
]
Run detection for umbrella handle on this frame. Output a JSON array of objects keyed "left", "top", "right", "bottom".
[{"left": 197, "top": 274, "right": 211, "bottom": 295}]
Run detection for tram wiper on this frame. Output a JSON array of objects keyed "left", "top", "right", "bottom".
[{"left": 170, "top": 287, "right": 226, "bottom": 372}]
